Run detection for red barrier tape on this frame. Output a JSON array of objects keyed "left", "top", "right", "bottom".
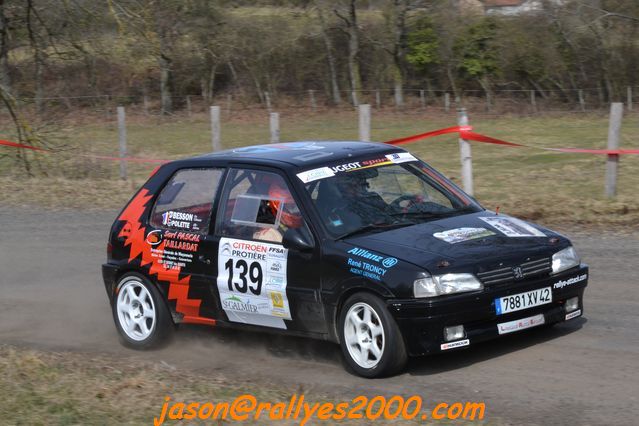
[
  {"left": 386, "top": 126, "right": 639, "bottom": 155},
  {"left": 1, "top": 139, "right": 170, "bottom": 163},
  {"left": 0, "top": 139, "right": 47, "bottom": 152}
]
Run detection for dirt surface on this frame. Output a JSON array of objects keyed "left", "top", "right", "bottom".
[{"left": 1, "top": 209, "right": 637, "bottom": 425}]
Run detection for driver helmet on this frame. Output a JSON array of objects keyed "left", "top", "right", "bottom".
[
  {"left": 335, "top": 173, "right": 370, "bottom": 197},
  {"left": 268, "top": 183, "right": 303, "bottom": 228}
]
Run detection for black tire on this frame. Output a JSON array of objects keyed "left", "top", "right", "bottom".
[
  {"left": 338, "top": 292, "right": 407, "bottom": 378},
  {"left": 111, "top": 273, "right": 174, "bottom": 349}
]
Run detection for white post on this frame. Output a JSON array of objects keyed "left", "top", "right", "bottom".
[
  {"left": 375, "top": 90, "right": 381, "bottom": 109},
  {"left": 186, "top": 95, "right": 192, "bottom": 117},
  {"left": 457, "top": 108, "right": 473, "bottom": 195},
  {"left": 269, "top": 112, "right": 280, "bottom": 144},
  {"left": 578, "top": 89, "right": 586, "bottom": 112},
  {"left": 358, "top": 104, "right": 371, "bottom": 142},
  {"left": 530, "top": 90, "right": 537, "bottom": 113},
  {"left": 444, "top": 93, "right": 451, "bottom": 113},
  {"left": 308, "top": 90, "right": 316, "bottom": 111},
  {"left": 210, "top": 105, "right": 221, "bottom": 152},
  {"left": 117, "top": 106, "right": 127, "bottom": 180},
  {"left": 419, "top": 90, "right": 426, "bottom": 109},
  {"left": 627, "top": 86, "right": 633, "bottom": 112},
  {"left": 605, "top": 103, "right": 623, "bottom": 198}
]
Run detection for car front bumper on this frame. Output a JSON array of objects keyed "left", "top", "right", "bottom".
[{"left": 387, "top": 265, "right": 589, "bottom": 356}]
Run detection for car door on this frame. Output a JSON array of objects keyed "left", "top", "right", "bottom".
[
  {"left": 213, "top": 167, "right": 326, "bottom": 334},
  {"left": 147, "top": 167, "right": 226, "bottom": 323}
]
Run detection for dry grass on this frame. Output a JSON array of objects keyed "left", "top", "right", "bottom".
[
  {"left": 0, "top": 345, "right": 484, "bottom": 426},
  {"left": 0, "top": 345, "right": 288, "bottom": 425},
  {"left": 1, "top": 107, "right": 638, "bottom": 228}
]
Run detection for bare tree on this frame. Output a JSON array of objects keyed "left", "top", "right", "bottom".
[
  {"left": 0, "top": 0, "right": 11, "bottom": 92},
  {"left": 317, "top": 1, "right": 341, "bottom": 105},
  {"left": 108, "top": 0, "right": 183, "bottom": 114},
  {"left": 334, "top": 0, "right": 361, "bottom": 106},
  {"left": 386, "top": 0, "right": 410, "bottom": 107},
  {"left": 26, "top": 0, "right": 47, "bottom": 114}
]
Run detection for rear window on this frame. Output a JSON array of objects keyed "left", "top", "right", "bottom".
[{"left": 150, "top": 168, "right": 224, "bottom": 234}]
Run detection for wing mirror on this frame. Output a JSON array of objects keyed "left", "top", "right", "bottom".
[{"left": 282, "top": 228, "right": 314, "bottom": 253}]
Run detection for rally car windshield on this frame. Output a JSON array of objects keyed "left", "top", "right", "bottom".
[{"left": 303, "top": 159, "right": 482, "bottom": 239}]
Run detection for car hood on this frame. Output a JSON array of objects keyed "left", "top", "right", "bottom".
[{"left": 343, "top": 212, "right": 570, "bottom": 274}]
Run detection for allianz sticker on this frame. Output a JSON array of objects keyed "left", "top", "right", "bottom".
[
  {"left": 433, "top": 227, "right": 496, "bottom": 244},
  {"left": 346, "top": 247, "right": 398, "bottom": 281},
  {"left": 217, "top": 238, "right": 291, "bottom": 329},
  {"left": 297, "top": 167, "right": 335, "bottom": 183},
  {"left": 480, "top": 216, "right": 546, "bottom": 237},
  {"left": 385, "top": 152, "right": 417, "bottom": 164}
]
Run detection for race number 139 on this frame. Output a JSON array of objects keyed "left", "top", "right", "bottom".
[{"left": 225, "top": 258, "right": 263, "bottom": 295}]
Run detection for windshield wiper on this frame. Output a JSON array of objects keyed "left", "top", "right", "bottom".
[
  {"left": 392, "top": 206, "right": 475, "bottom": 220},
  {"left": 336, "top": 221, "right": 415, "bottom": 240}
]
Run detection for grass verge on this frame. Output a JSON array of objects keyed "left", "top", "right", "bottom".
[
  {"left": 1, "top": 108, "right": 638, "bottom": 228},
  {"left": 0, "top": 345, "right": 488, "bottom": 425}
]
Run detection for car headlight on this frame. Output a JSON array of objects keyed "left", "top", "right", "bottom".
[
  {"left": 414, "top": 273, "right": 483, "bottom": 298},
  {"left": 552, "top": 246, "right": 580, "bottom": 274}
]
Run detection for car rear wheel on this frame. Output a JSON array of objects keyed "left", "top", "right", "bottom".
[
  {"left": 112, "top": 273, "right": 173, "bottom": 349},
  {"left": 338, "top": 292, "right": 407, "bottom": 378}
]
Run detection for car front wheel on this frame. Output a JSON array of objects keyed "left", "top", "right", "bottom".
[
  {"left": 338, "top": 292, "right": 407, "bottom": 378},
  {"left": 112, "top": 273, "right": 173, "bottom": 349}
]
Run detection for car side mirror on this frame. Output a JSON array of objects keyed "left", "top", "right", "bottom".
[{"left": 282, "top": 228, "right": 314, "bottom": 253}]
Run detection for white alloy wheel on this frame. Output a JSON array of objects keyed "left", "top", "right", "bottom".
[
  {"left": 116, "top": 278, "right": 157, "bottom": 341},
  {"left": 343, "top": 302, "right": 385, "bottom": 369}
]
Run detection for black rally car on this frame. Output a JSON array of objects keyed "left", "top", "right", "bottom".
[{"left": 102, "top": 141, "right": 588, "bottom": 378}]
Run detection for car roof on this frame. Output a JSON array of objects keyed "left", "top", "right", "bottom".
[{"left": 183, "top": 141, "right": 408, "bottom": 171}]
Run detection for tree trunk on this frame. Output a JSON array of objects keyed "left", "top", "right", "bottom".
[
  {"left": 155, "top": 5, "right": 174, "bottom": 115},
  {"left": 336, "top": 0, "right": 362, "bottom": 106},
  {"left": 318, "top": 5, "right": 340, "bottom": 105},
  {"left": 478, "top": 76, "right": 492, "bottom": 111},
  {"left": 446, "top": 63, "right": 459, "bottom": 100},
  {"left": 206, "top": 62, "right": 218, "bottom": 103},
  {"left": 393, "top": 75, "right": 403, "bottom": 107},
  {"left": 390, "top": 0, "right": 409, "bottom": 108},
  {"left": 27, "top": 0, "right": 46, "bottom": 115},
  {"left": 158, "top": 53, "right": 173, "bottom": 114},
  {"left": 0, "top": 0, "right": 10, "bottom": 93}
]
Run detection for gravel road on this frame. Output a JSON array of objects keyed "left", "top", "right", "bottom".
[{"left": 1, "top": 209, "right": 637, "bottom": 425}]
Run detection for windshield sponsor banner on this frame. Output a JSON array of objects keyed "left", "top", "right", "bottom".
[
  {"left": 217, "top": 238, "right": 291, "bottom": 329},
  {"left": 433, "top": 227, "right": 496, "bottom": 244},
  {"left": 385, "top": 152, "right": 417, "bottom": 163},
  {"left": 297, "top": 152, "right": 419, "bottom": 183},
  {"left": 553, "top": 274, "right": 587, "bottom": 289},
  {"left": 296, "top": 167, "right": 336, "bottom": 183},
  {"left": 480, "top": 216, "right": 545, "bottom": 237}
]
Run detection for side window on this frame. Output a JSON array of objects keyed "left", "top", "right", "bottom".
[
  {"left": 217, "top": 169, "right": 309, "bottom": 244},
  {"left": 150, "top": 168, "right": 224, "bottom": 234}
]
